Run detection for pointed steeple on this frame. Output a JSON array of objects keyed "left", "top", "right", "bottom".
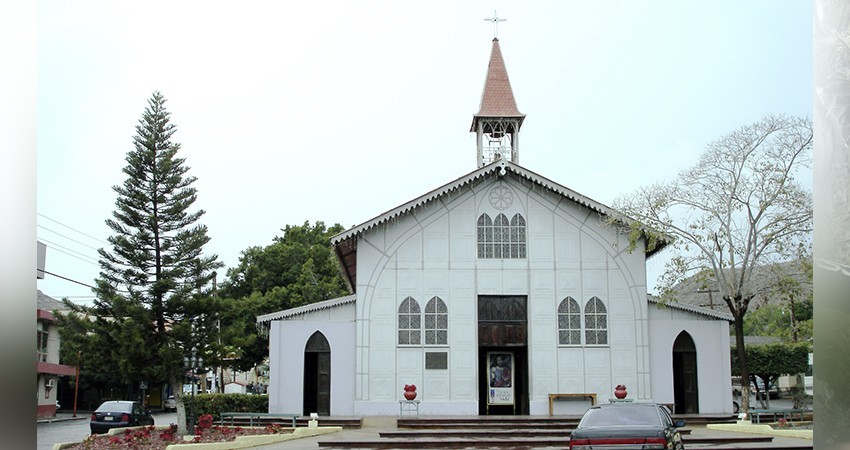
[{"left": 471, "top": 38, "right": 525, "bottom": 167}]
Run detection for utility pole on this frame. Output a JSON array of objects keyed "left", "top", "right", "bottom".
[{"left": 697, "top": 288, "right": 720, "bottom": 310}]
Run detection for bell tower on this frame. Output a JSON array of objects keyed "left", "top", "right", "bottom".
[{"left": 471, "top": 37, "right": 525, "bottom": 167}]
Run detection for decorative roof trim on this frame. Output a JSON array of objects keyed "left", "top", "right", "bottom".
[
  {"left": 256, "top": 295, "right": 357, "bottom": 324},
  {"left": 331, "top": 160, "right": 669, "bottom": 255},
  {"left": 647, "top": 295, "right": 734, "bottom": 322}
]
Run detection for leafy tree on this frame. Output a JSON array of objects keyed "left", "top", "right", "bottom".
[
  {"left": 613, "top": 114, "right": 812, "bottom": 415},
  {"left": 61, "top": 92, "right": 222, "bottom": 435},
  {"left": 744, "top": 302, "right": 813, "bottom": 342},
  {"left": 731, "top": 343, "right": 810, "bottom": 409},
  {"left": 217, "top": 221, "right": 349, "bottom": 370}
]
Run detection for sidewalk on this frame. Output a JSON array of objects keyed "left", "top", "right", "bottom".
[{"left": 37, "top": 413, "right": 89, "bottom": 424}]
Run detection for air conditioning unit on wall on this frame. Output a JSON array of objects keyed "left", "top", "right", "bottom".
[{"left": 45, "top": 379, "right": 56, "bottom": 388}]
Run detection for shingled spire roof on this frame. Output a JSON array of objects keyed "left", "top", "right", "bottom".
[{"left": 471, "top": 38, "right": 525, "bottom": 131}]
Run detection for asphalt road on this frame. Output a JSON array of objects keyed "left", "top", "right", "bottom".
[{"left": 37, "top": 411, "right": 177, "bottom": 450}]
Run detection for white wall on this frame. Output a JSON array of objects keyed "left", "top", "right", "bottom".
[
  {"left": 647, "top": 305, "right": 733, "bottom": 414},
  {"left": 268, "top": 303, "right": 356, "bottom": 416},
  {"left": 354, "top": 176, "right": 652, "bottom": 415}
]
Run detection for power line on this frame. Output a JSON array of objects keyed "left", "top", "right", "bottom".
[
  {"left": 38, "top": 224, "right": 102, "bottom": 252},
  {"left": 37, "top": 239, "right": 99, "bottom": 266},
  {"left": 37, "top": 212, "right": 109, "bottom": 245},
  {"left": 37, "top": 268, "right": 98, "bottom": 290}
]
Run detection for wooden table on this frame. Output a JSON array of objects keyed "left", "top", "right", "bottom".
[{"left": 548, "top": 393, "right": 597, "bottom": 416}]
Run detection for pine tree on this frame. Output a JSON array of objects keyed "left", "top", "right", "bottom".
[{"left": 93, "top": 91, "right": 222, "bottom": 433}]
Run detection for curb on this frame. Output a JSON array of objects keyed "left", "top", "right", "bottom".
[{"left": 38, "top": 416, "right": 88, "bottom": 424}]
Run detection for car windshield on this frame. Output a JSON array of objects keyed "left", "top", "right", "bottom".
[
  {"left": 96, "top": 402, "right": 132, "bottom": 413},
  {"left": 580, "top": 406, "right": 661, "bottom": 427}
]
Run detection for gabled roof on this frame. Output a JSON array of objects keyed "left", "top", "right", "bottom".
[
  {"left": 37, "top": 290, "right": 69, "bottom": 312},
  {"left": 471, "top": 38, "right": 525, "bottom": 131},
  {"left": 647, "top": 295, "right": 734, "bottom": 322},
  {"left": 331, "top": 159, "right": 670, "bottom": 289},
  {"left": 256, "top": 294, "right": 356, "bottom": 325}
]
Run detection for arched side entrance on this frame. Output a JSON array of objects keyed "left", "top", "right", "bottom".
[
  {"left": 303, "top": 331, "right": 331, "bottom": 416},
  {"left": 672, "top": 331, "right": 699, "bottom": 414}
]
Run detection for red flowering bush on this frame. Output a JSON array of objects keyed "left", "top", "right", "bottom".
[{"left": 67, "top": 422, "right": 292, "bottom": 450}]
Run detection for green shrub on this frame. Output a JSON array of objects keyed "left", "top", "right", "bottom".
[{"left": 184, "top": 393, "right": 269, "bottom": 419}]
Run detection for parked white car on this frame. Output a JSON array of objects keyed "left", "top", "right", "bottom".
[{"left": 163, "top": 395, "right": 177, "bottom": 412}]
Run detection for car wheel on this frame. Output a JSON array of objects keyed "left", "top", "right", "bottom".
[{"left": 733, "top": 401, "right": 740, "bottom": 413}]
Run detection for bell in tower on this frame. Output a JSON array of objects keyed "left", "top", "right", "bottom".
[{"left": 471, "top": 37, "right": 525, "bottom": 168}]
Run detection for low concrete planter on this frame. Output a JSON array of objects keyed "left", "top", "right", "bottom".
[
  {"left": 707, "top": 423, "right": 813, "bottom": 440},
  {"left": 52, "top": 425, "right": 342, "bottom": 450}
]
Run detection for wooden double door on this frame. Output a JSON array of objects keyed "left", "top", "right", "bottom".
[{"left": 477, "top": 296, "right": 529, "bottom": 415}]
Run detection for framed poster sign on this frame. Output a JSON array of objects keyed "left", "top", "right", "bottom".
[{"left": 487, "top": 351, "right": 514, "bottom": 405}]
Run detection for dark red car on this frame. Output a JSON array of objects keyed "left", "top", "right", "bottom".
[
  {"left": 569, "top": 402, "right": 686, "bottom": 450},
  {"left": 90, "top": 400, "right": 154, "bottom": 434}
]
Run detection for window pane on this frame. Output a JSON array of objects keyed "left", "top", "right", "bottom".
[
  {"left": 399, "top": 315, "right": 409, "bottom": 328},
  {"left": 436, "top": 315, "right": 447, "bottom": 328},
  {"left": 569, "top": 315, "right": 581, "bottom": 329},
  {"left": 570, "top": 330, "right": 581, "bottom": 344},
  {"left": 558, "top": 315, "right": 568, "bottom": 329},
  {"left": 410, "top": 332, "right": 421, "bottom": 345},
  {"left": 436, "top": 299, "right": 447, "bottom": 313},
  {"left": 425, "top": 315, "right": 435, "bottom": 328},
  {"left": 436, "top": 330, "right": 447, "bottom": 344},
  {"left": 399, "top": 331, "right": 409, "bottom": 345},
  {"left": 559, "top": 330, "right": 568, "bottom": 345},
  {"left": 410, "top": 315, "right": 421, "bottom": 328},
  {"left": 598, "top": 330, "right": 608, "bottom": 344},
  {"left": 598, "top": 315, "right": 607, "bottom": 328}
]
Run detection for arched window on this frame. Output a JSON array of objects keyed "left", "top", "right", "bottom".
[
  {"left": 477, "top": 214, "right": 494, "bottom": 258},
  {"left": 477, "top": 213, "right": 526, "bottom": 259},
  {"left": 398, "top": 297, "right": 421, "bottom": 346},
  {"left": 509, "top": 213, "right": 527, "bottom": 258},
  {"left": 557, "top": 297, "right": 581, "bottom": 345},
  {"left": 424, "top": 297, "right": 448, "bottom": 345},
  {"left": 584, "top": 297, "right": 608, "bottom": 345}
]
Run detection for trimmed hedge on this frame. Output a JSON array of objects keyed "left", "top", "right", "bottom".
[{"left": 184, "top": 393, "right": 269, "bottom": 419}]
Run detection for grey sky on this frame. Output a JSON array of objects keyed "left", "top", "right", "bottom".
[{"left": 36, "top": 1, "right": 812, "bottom": 303}]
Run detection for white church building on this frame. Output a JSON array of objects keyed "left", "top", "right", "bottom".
[{"left": 259, "top": 37, "right": 734, "bottom": 417}]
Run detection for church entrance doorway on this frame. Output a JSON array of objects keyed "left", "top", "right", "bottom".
[
  {"left": 477, "top": 295, "right": 529, "bottom": 415},
  {"left": 672, "top": 331, "right": 699, "bottom": 414},
  {"left": 303, "top": 331, "right": 331, "bottom": 416}
]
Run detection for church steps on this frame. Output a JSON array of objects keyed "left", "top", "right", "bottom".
[
  {"left": 318, "top": 434, "right": 788, "bottom": 449},
  {"left": 382, "top": 428, "right": 693, "bottom": 438}
]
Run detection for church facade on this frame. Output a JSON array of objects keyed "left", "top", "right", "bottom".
[{"left": 259, "top": 38, "right": 734, "bottom": 417}]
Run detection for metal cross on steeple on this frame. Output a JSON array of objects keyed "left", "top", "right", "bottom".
[{"left": 484, "top": 10, "right": 506, "bottom": 38}]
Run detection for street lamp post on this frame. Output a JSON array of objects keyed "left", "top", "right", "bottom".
[{"left": 183, "top": 347, "right": 203, "bottom": 435}]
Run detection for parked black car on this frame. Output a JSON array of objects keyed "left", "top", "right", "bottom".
[
  {"left": 569, "top": 402, "right": 686, "bottom": 450},
  {"left": 90, "top": 400, "right": 155, "bottom": 434}
]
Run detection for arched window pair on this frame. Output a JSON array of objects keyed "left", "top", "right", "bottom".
[
  {"left": 557, "top": 296, "right": 608, "bottom": 346},
  {"left": 398, "top": 296, "right": 448, "bottom": 346},
  {"left": 477, "top": 213, "right": 527, "bottom": 259}
]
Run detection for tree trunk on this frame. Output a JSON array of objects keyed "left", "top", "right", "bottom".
[
  {"left": 172, "top": 374, "right": 189, "bottom": 436},
  {"left": 733, "top": 317, "right": 752, "bottom": 416}
]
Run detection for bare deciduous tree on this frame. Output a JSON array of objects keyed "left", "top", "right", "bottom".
[{"left": 612, "top": 114, "right": 812, "bottom": 415}]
